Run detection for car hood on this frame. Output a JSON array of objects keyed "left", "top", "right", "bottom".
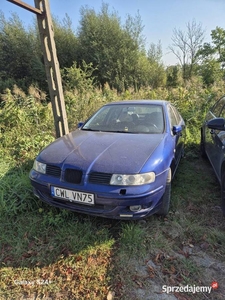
[{"left": 38, "top": 130, "right": 165, "bottom": 174}]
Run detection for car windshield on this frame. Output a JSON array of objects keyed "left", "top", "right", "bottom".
[{"left": 82, "top": 104, "right": 164, "bottom": 133}]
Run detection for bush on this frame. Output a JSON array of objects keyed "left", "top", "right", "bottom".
[{"left": 0, "top": 86, "right": 55, "bottom": 162}]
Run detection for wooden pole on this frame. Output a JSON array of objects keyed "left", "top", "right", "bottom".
[{"left": 7, "top": 0, "right": 69, "bottom": 138}]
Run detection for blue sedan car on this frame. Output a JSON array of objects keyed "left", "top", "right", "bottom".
[
  {"left": 201, "top": 95, "right": 225, "bottom": 215},
  {"left": 29, "top": 100, "right": 185, "bottom": 219}
]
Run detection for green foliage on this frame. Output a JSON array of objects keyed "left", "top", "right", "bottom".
[
  {"left": 196, "top": 27, "right": 225, "bottom": 85},
  {"left": 0, "top": 12, "right": 45, "bottom": 92},
  {"left": 0, "top": 160, "right": 38, "bottom": 216},
  {"left": 166, "top": 66, "right": 183, "bottom": 87},
  {"left": 53, "top": 14, "right": 78, "bottom": 68},
  {"left": 1, "top": 7, "right": 225, "bottom": 93},
  {"left": 197, "top": 58, "right": 223, "bottom": 86},
  {"left": 165, "top": 81, "right": 214, "bottom": 152},
  {"left": 211, "top": 26, "right": 225, "bottom": 64},
  {"left": 0, "top": 6, "right": 168, "bottom": 94},
  {"left": 147, "top": 41, "right": 163, "bottom": 64},
  {"left": 62, "top": 61, "right": 96, "bottom": 92},
  {"left": 77, "top": 3, "right": 123, "bottom": 87},
  {"left": 76, "top": 3, "right": 166, "bottom": 91},
  {"left": 0, "top": 86, "right": 54, "bottom": 161}
]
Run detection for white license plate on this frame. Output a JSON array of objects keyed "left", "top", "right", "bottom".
[{"left": 51, "top": 187, "right": 94, "bottom": 205}]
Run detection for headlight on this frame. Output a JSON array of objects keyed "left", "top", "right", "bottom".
[
  {"left": 110, "top": 172, "right": 155, "bottom": 186},
  {"left": 33, "top": 160, "right": 47, "bottom": 174}
]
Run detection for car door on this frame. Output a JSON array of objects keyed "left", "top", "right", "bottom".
[
  {"left": 205, "top": 96, "right": 225, "bottom": 180},
  {"left": 167, "top": 104, "right": 185, "bottom": 172}
]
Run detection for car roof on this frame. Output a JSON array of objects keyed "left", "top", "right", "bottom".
[{"left": 104, "top": 100, "right": 169, "bottom": 106}]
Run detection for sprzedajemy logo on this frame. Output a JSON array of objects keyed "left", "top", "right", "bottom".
[{"left": 162, "top": 284, "right": 214, "bottom": 294}]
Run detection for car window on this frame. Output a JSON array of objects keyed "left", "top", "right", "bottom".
[
  {"left": 211, "top": 96, "right": 225, "bottom": 117},
  {"left": 172, "top": 105, "right": 182, "bottom": 124},
  {"left": 90, "top": 106, "right": 111, "bottom": 124},
  {"left": 219, "top": 99, "right": 225, "bottom": 118},
  {"left": 168, "top": 105, "right": 178, "bottom": 128},
  {"left": 82, "top": 104, "right": 164, "bottom": 133}
]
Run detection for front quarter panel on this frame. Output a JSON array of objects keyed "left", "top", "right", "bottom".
[{"left": 140, "top": 133, "right": 174, "bottom": 176}]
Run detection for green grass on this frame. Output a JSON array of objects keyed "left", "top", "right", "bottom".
[
  {"left": 0, "top": 209, "right": 115, "bottom": 299},
  {"left": 1, "top": 146, "right": 225, "bottom": 300}
]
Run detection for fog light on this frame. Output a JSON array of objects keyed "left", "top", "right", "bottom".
[{"left": 130, "top": 205, "right": 142, "bottom": 212}]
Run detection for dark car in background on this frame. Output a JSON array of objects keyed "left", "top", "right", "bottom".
[
  {"left": 201, "top": 95, "right": 225, "bottom": 215},
  {"left": 30, "top": 100, "right": 185, "bottom": 219}
]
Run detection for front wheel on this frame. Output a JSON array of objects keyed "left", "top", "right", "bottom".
[
  {"left": 221, "top": 172, "right": 225, "bottom": 217},
  {"left": 157, "top": 168, "right": 171, "bottom": 216}
]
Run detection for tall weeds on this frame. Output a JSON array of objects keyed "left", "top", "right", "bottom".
[
  {"left": 1, "top": 82, "right": 224, "bottom": 161},
  {"left": 1, "top": 82, "right": 224, "bottom": 159}
]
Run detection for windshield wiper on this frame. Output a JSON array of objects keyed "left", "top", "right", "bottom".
[{"left": 82, "top": 128, "right": 99, "bottom": 131}]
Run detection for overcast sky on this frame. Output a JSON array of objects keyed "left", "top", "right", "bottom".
[{"left": 2, "top": 0, "right": 225, "bottom": 65}]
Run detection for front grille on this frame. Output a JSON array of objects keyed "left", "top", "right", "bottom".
[
  {"left": 46, "top": 165, "right": 61, "bottom": 177},
  {"left": 89, "top": 172, "right": 112, "bottom": 184},
  {"left": 64, "top": 169, "right": 82, "bottom": 184}
]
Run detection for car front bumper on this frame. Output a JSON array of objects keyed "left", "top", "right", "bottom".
[{"left": 29, "top": 170, "right": 167, "bottom": 219}]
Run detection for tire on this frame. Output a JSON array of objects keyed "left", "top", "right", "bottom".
[
  {"left": 157, "top": 168, "right": 172, "bottom": 216},
  {"left": 221, "top": 172, "right": 225, "bottom": 217}
]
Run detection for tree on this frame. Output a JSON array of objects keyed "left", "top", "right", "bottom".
[
  {"left": 210, "top": 27, "right": 225, "bottom": 67},
  {"left": 169, "top": 19, "right": 205, "bottom": 81},
  {"left": 77, "top": 3, "right": 123, "bottom": 89},
  {"left": 197, "top": 58, "right": 223, "bottom": 86},
  {"left": 0, "top": 12, "right": 32, "bottom": 90},
  {"left": 196, "top": 27, "right": 225, "bottom": 85},
  {"left": 0, "top": 11, "right": 45, "bottom": 92},
  {"left": 0, "top": 5, "right": 168, "bottom": 93},
  {"left": 53, "top": 14, "right": 78, "bottom": 68},
  {"left": 147, "top": 42, "right": 166, "bottom": 88},
  {"left": 77, "top": 2, "right": 150, "bottom": 91},
  {"left": 166, "top": 66, "right": 182, "bottom": 88},
  {"left": 147, "top": 41, "right": 163, "bottom": 64}
]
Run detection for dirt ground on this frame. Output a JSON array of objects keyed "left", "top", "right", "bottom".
[{"left": 117, "top": 245, "right": 225, "bottom": 300}]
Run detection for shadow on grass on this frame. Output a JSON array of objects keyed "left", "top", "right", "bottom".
[
  {"left": 171, "top": 143, "right": 221, "bottom": 211},
  {"left": 0, "top": 160, "right": 124, "bottom": 299}
]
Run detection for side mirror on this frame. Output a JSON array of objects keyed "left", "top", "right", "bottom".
[
  {"left": 172, "top": 125, "right": 182, "bottom": 135},
  {"left": 78, "top": 122, "right": 84, "bottom": 128},
  {"left": 207, "top": 118, "right": 225, "bottom": 131}
]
